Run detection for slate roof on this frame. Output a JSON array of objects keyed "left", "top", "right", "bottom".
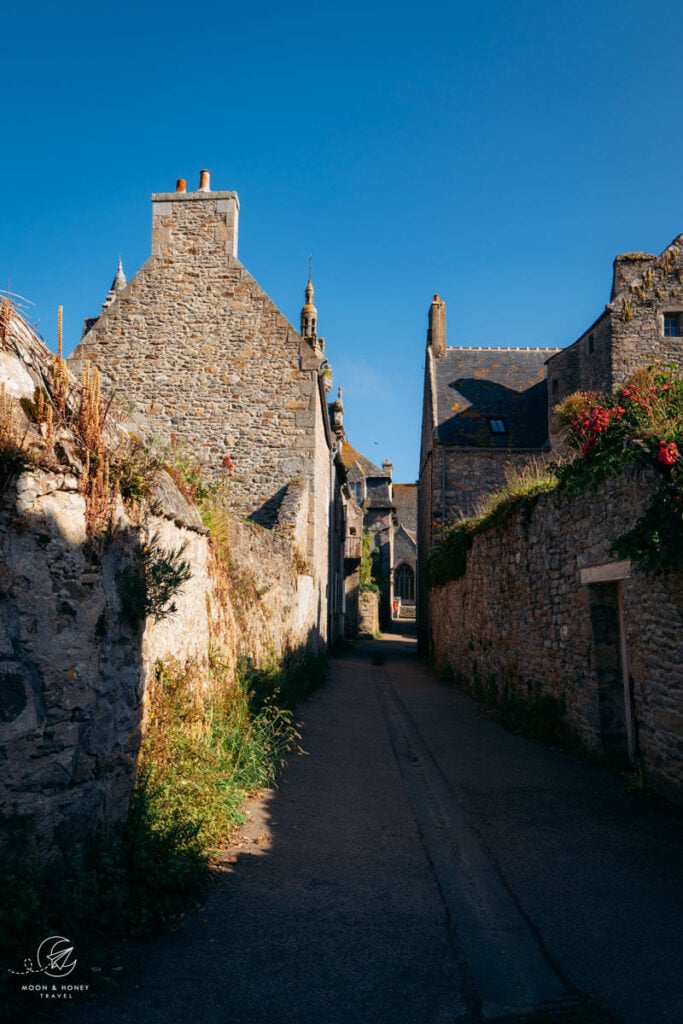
[
  {"left": 340, "top": 441, "right": 385, "bottom": 479},
  {"left": 393, "top": 483, "right": 417, "bottom": 533},
  {"left": 432, "top": 348, "right": 560, "bottom": 449}
]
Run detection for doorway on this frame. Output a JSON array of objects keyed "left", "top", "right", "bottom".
[{"left": 588, "top": 581, "right": 636, "bottom": 763}]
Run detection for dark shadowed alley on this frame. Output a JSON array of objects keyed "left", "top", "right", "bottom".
[{"left": 48, "top": 628, "right": 683, "bottom": 1024}]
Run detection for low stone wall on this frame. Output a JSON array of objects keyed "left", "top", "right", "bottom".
[
  {"left": 358, "top": 591, "right": 379, "bottom": 636},
  {"left": 430, "top": 469, "right": 683, "bottom": 805}
]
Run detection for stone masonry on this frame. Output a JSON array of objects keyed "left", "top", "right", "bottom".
[
  {"left": 547, "top": 237, "right": 683, "bottom": 442},
  {"left": 429, "top": 468, "right": 683, "bottom": 806},
  {"left": 68, "top": 174, "right": 334, "bottom": 635},
  {"left": 0, "top": 308, "right": 323, "bottom": 858}
]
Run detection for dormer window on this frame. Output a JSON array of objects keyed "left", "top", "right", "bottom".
[
  {"left": 664, "top": 313, "right": 681, "bottom": 338},
  {"left": 488, "top": 418, "right": 507, "bottom": 434}
]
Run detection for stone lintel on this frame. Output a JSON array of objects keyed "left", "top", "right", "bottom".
[{"left": 579, "top": 560, "right": 631, "bottom": 585}]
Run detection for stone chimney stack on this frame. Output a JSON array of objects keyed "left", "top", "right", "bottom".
[
  {"left": 428, "top": 294, "right": 447, "bottom": 358},
  {"left": 382, "top": 458, "right": 393, "bottom": 480},
  {"left": 611, "top": 253, "right": 655, "bottom": 300},
  {"left": 151, "top": 169, "right": 240, "bottom": 260}
]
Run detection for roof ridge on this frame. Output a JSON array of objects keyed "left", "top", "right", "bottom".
[{"left": 445, "top": 346, "right": 561, "bottom": 352}]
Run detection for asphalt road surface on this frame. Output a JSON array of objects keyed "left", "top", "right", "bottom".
[{"left": 41, "top": 626, "right": 683, "bottom": 1023}]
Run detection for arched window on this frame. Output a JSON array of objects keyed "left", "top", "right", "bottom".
[{"left": 394, "top": 563, "right": 415, "bottom": 601}]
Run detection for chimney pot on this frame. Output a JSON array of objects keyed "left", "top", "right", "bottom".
[
  {"left": 176, "top": 178, "right": 187, "bottom": 193},
  {"left": 198, "top": 169, "right": 211, "bottom": 192}
]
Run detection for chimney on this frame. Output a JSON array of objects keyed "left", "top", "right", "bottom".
[
  {"left": 428, "top": 294, "right": 447, "bottom": 358},
  {"left": 151, "top": 169, "right": 240, "bottom": 259},
  {"left": 611, "top": 253, "right": 655, "bottom": 300},
  {"left": 382, "top": 458, "right": 393, "bottom": 480}
]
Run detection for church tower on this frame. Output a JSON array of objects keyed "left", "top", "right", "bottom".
[{"left": 300, "top": 273, "right": 324, "bottom": 353}]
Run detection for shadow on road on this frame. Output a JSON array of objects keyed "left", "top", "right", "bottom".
[{"left": 54, "top": 632, "right": 683, "bottom": 1024}]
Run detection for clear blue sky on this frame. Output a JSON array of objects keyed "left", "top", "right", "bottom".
[{"left": 3, "top": 0, "right": 683, "bottom": 482}]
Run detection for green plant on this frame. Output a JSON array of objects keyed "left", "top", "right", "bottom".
[
  {"left": 359, "top": 528, "right": 380, "bottom": 592},
  {"left": 165, "top": 434, "right": 220, "bottom": 503},
  {"left": 115, "top": 436, "right": 166, "bottom": 502},
  {"left": 0, "top": 382, "right": 31, "bottom": 486},
  {"left": 427, "top": 460, "right": 557, "bottom": 587},
  {"left": 119, "top": 533, "right": 192, "bottom": 628},
  {"left": 555, "top": 363, "right": 683, "bottom": 570},
  {"left": 1, "top": 647, "right": 320, "bottom": 982}
]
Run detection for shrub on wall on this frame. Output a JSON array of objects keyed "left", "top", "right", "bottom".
[
  {"left": 556, "top": 362, "right": 683, "bottom": 571},
  {"left": 428, "top": 363, "right": 683, "bottom": 586}
]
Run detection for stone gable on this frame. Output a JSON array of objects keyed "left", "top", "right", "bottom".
[{"left": 69, "top": 180, "right": 328, "bottom": 538}]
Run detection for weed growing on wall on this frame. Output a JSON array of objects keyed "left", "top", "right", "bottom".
[
  {"left": 427, "top": 460, "right": 557, "bottom": 587},
  {"left": 118, "top": 532, "right": 192, "bottom": 628},
  {"left": 0, "top": 381, "right": 31, "bottom": 486}
]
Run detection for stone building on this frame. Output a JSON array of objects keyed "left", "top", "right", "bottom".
[
  {"left": 340, "top": 440, "right": 395, "bottom": 627},
  {"left": 547, "top": 235, "right": 683, "bottom": 442},
  {"left": 69, "top": 170, "right": 350, "bottom": 646},
  {"left": 418, "top": 294, "right": 558, "bottom": 649},
  {"left": 392, "top": 483, "right": 417, "bottom": 618},
  {"left": 419, "top": 232, "right": 683, "bottom": 654}
]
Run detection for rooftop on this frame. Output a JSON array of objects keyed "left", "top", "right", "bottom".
[{"left": 432, "top": 347, "right": 559, "bottom": 449}]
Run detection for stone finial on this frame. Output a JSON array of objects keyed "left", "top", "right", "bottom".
[
  {"left": 112, "top": 257, "right": 126, "bottom": 292},
  {"left": 101, "top": 258, "right": 127, "bottom": 312},
  {"left": 332, "top": 386, "right": 345, "bottom": 438},
  {"left": 301, "top": 275, "right": 318, "bottom": 347}
]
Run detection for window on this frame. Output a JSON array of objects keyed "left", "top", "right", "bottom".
[
  {"left": 394, "top": 563, "right": 415, "bottom": 601},
  {"left": 664, "top": 314, "right": 681, "bottom": 338},
  {"left": 488, "top": 418, "right": 507, "bottom": 434}
]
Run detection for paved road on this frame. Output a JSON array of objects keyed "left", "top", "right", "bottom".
[{"left": 52, "top": 628, "right": 683, "bottom": 1023}]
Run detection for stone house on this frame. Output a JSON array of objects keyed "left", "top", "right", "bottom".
[
  {"left": 392, "top": 483, "right": 417, "bottom": 618},
  {"left": 340, "top": 439, "right": 395, "bottom": 627},
  {"left": 417, "top": 294, "right": 559, "bottom": 648},
  {"left": 547, "top": 235, "right": 683, "bottom": 442},
  {"left": 69, "top": 170, "right": 353, "bottom": 647}
]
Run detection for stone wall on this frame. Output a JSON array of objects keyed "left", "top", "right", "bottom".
[
  {"left": 68, "top": 182, "right": 329, "bottom": 554},
  {"left": 358, "top": 591, "right": 379, "bottom": 636},
  {"left": 430, "top": 469, "right": 683, "bottom": 805},
  {"left": 547, "top": 236, "right": 683, "bottom": 445},
  {"left": 0, "top": 463, "right": 320, "bottom": 857},
  {"left": 0, "top": 309, "right": 322, "bottom": 859}
]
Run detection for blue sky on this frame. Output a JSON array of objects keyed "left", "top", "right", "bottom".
[{"left": 3, "top": 0, "right": 683, "bottom": 482}]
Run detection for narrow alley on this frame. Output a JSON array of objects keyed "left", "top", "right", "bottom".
[{"left": 59, "top": 628, "right": 683, "bottom": 1024}]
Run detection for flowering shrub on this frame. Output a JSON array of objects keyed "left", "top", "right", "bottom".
[{"left": 556, "top": 363, "right": 683, "bottom": 571}]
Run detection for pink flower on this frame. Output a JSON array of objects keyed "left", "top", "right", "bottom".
[{"left": 657, "top": 440, "right": 679, "bottom": 467}]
